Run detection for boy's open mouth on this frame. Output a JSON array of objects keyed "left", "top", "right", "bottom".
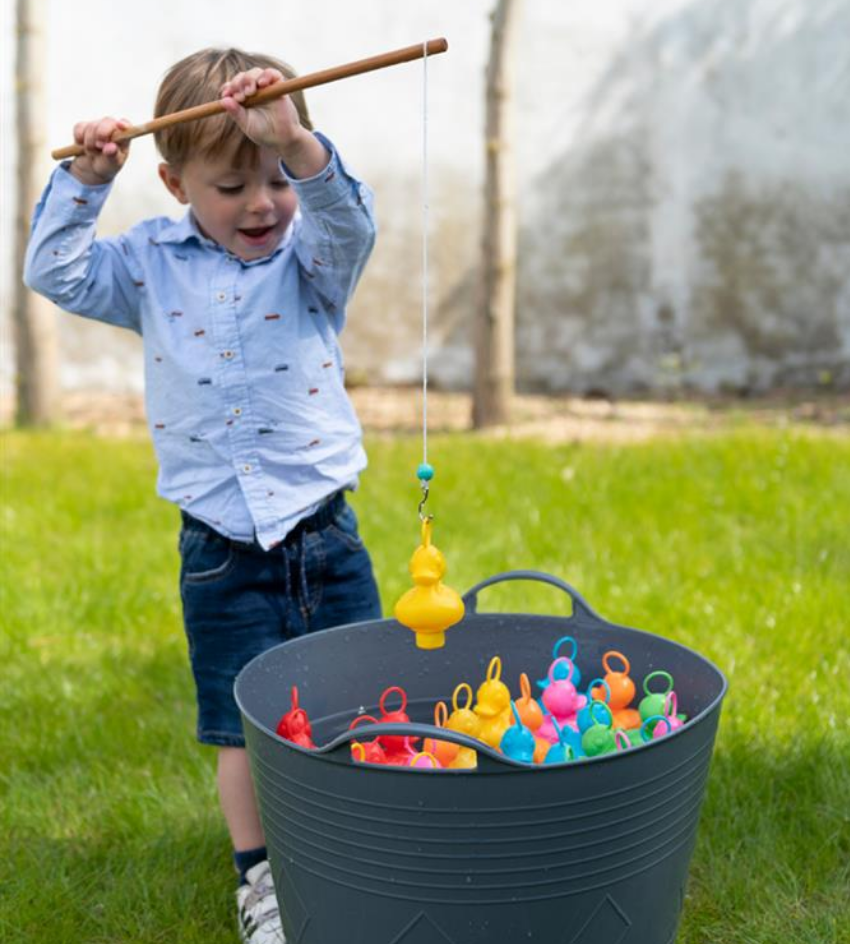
[{"left": 238, "top": 225, "right": 275, "bottom": 242}]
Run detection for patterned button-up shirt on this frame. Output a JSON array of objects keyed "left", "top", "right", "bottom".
[{"left": 24, "top": 133, "right": 375, "bottom": 548}]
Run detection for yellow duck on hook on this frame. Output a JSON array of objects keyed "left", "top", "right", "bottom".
[{"left": 394, "top": 514, "right": 464, "bottom": 650}]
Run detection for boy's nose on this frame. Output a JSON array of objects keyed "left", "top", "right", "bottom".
[{"left": 246, "top": 188, "right": 275, "bottom": 214}]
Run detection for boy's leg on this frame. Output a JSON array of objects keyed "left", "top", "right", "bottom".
[
  {"left": 219, "top": 752, "right": 284, "bottom": 944},
  {"left": 179, "top": 515, "right": 288, "bottom": 942},
  {"left": 179, "top": 496, "right": 378, "bottom": 941},
  {"left": 218, "top": 746, "right": 265, "bottom": 851}
]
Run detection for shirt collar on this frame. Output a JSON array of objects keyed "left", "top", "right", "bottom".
[
  {"left": 155, "top": 211, "right": 207, "bottom": 246},
  {"left": 155, "top": 210, "right": 298, "bottom": 264}
]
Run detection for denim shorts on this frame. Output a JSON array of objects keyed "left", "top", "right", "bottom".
[{"left": 178, "top": 492, "right": 382, "bottom": 746}]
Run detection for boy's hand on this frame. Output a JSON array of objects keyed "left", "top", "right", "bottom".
[
  {"left": 69, "top": 117, "right": 131, "bottom": 186},
  {"left": 220, "top": 68, "right": 328, "bottom": 178}
]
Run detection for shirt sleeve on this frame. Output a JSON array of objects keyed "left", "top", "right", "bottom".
[
  {"left": 283, "top": 132, "right": 376, "bottom": 333},
  {"left": 23, "top": 163, "right": 144, "bottom": 334}
]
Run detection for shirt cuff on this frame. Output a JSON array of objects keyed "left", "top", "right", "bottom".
[
  {"left": 46, "top": 162, "right": 115, "bottom": 220},
  {"left": 281, "top": 132, "right": 366, "bottom": 212}
]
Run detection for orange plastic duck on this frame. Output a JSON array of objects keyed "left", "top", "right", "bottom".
[
  {"left": 423, "top": 701, "right": 461, "bottom": 767},
  {"left": 515, "top": 672, "right": 544, "bottom": 729},
  {"left": 514, "top": 671, "right": 549, "bottom": 763},
  {"left": 593, "top": 650, "right": 642, "bottom": 730},
  {"left": 393, "top": 517, "right": 464, "bottom": 649}
]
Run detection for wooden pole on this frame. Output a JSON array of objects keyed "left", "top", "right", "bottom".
[
  {"left": 52, "top": 38, "right": 449, "bottom": 160},
  {"left": 14, "top": 0, "right": 59, "bottom": 426},
  {"left": 473, "top": 0, "right": 521, "bottom": 428}
]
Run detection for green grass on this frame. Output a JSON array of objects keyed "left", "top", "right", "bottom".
[{"left": 2, "top": 425, "right": 849, "bottom": 944}]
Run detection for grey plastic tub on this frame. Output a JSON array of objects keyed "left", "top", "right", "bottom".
[{"left": 235, "top": 571, "right": 727, "bottom": 944}]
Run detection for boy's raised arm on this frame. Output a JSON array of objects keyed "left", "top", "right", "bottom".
[
  {"left": 284, "top": 137, "right": 376, "bottom": 329},
  {"left": 24, "top": 116, "right": 143, "bottom": 333}
]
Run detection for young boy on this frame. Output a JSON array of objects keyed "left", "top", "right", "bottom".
[{"left": 24, "top": 47, "right": 383, "bottom": 944}]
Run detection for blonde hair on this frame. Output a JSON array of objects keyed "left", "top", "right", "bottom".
[{"left": 154, "top": 47, "right": 313, "bottom": 167}]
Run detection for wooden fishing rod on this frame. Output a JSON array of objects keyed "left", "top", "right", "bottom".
[{"left": 52, "top": 37, "right": 448, "bottom": 160}]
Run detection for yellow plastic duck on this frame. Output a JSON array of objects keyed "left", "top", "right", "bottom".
[
  {"left": 393, "top": 517, "right": 464, "bottom": 649},
  {"left": 445, "top": 683, "right": 480, "bottom": 769},
  {"left": 473, "top": 656, "right": 513, "bottom": 749}
]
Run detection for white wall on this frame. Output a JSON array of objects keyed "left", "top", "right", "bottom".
[
  {"left": 513, "top": 0, "right": 850, "bottom": 394},
  {"left": 3, "top": 0, "right": 850, "bottom": 400},
  {"left": 0, "top": 0, "right": 492, "bottom": 396}
]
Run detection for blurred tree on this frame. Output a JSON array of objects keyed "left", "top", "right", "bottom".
[
  {"left": 473, "top": 0, "right": 522, "bottom": 428},
  {"left": 13, "top": 0, "right": 59, "bottom": 426}
]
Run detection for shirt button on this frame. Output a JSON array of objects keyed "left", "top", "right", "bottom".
[
  {"left": 222, "top": 350, "right": 234, "bottom": 359},
  {"left": 216, "top": 291, "right": 227, "bottom": 302},
  {"left": 242, "top": 464, "right": 252, "bottom": 473},
  {"left": 232, "top": 407, "right": 242, "bottom": 416}
]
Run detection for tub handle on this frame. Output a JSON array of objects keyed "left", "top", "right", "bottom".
[
  {"left": 312, "top": 721, "right": 524, "bottom": 773},
  {"left": 462, "top": 570, "right": 602, "bottom": 622}
]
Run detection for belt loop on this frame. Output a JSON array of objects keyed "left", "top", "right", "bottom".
[
  {"left": 310, "top": 489, "right": 342, "bottom": 532},
  {"left": 283, "top": 541, "right": 293, "bottom": 608},
  {"left": 325, "top": 489, "right": 343, "bottom": 526}
]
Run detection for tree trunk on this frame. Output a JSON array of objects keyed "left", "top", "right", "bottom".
[
  {"left": 473, "top": 0, "right": 522, "bottom": 429},
  {"left": 13, "top": 0, "right": 59, "bottom": 426}
]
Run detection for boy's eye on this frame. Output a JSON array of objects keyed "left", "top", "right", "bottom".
[
  {"left": 271, "top": 180, "right": 290, "bottom": 190},
  {"left": 216, "top": 184, "right": 244, "bottom": 195}
]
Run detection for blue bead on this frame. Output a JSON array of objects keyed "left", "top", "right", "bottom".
[{"left": 416, "top": 462, "right": 434, "bottom": 481}]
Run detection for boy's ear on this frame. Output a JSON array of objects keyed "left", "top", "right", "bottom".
[{"left": 158, "top": 163, "right": 189, "bottom": 204}]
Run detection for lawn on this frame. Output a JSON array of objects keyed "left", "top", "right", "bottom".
[{"left": 1, "top": 424, "right": 849, "bottom": 944}]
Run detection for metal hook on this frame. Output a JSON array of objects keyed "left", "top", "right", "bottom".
[{"left": 418, "top": 481, "right": 431, "bottom": 520}]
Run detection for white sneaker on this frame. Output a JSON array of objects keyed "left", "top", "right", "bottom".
[{"left": 236, "top": 860, "right": 286, "bottom": 944}]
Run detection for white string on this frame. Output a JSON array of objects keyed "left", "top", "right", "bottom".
[{"left": 421, "top": 41, "right": 429, "bottom": 467}]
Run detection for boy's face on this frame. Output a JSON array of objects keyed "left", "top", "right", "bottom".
[{"left": 158, "top": 146, "right": 298, "bottom": 261}]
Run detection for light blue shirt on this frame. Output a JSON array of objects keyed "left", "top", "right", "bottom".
[{"left": 24, "top": 134, "right": 376, "bottom": 549}]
